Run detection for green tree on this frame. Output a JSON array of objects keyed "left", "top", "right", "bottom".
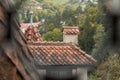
[
  {"left": 88, "top": 1, "right": 120, "bottom": 80},
  {"left": 18, "top": 0, "right": 42, "bottom": 23},
  {"left": 78, "top": 4, "right": 98, "bottom": 54},
  {"left": 42, "top": 28, "right": 63, "bottom": 41},
  {"left": 47, "top": 23, "right": 56, "bottom": 31},
  {"left": 78, "top": 2, "right": 107, "bottom": 54},
  {"left": 62, "top": 6, "right": 76, "bottom": 26},
  {"left": 68, "top": 0, "right": 79, "bottom": 4},
  {"left": 91, "top": 1, "right": 114, "bottom": 62},
  {"left": 92, "top": 24, "right": 105, "bottom": 56},
  {"left": 93, "top": 54, "right": 120, "bottom": 80}
]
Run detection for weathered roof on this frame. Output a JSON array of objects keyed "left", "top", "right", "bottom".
[
  {"left": 25, "top": 25, "right": 42, "bottom": 42},
  {"left": 63, "top": 26, "right": 80, "bottom": 35},
  {"left": 20, "top": 22, "right": 42, "bottom": 29},
  {"left": 28, "top": 42, "right": 96, "bottom": 66}
]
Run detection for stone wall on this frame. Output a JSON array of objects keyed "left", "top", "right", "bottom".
[
  {"left": 63, "top": 35, "right": 78, "bottom": 44},
  {"left": 77, "top": 67, "right": 88, "bottom": 80}
]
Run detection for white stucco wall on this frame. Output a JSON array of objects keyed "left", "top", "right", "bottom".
[
  {"left": 38, "top": 69, "right": 46, "bottom": 80},
  {"left": 38, "top": 67, "right": 88, "bottom": 80},
  {"left": 72, "top": 69, "right": 77, "bottom": 76},
  {"left": 63, "top": 35, "right": 78, "bottom": 44},
  {"left": 77, "top": 67, "right": 88, "bottom": 80},
  {"left": 38, "top": 69, "right": 46, "bottom": 75}
]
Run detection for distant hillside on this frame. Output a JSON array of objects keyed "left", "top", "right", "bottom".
[
  {"left": 47, "top": 0, "right": 81, "bottom": 5},
  {"left": 50, "top": 0, "right": 68, "bottom": 4},
  {"left": 37, "top": 0, "right": 80, "bottom": 10}
]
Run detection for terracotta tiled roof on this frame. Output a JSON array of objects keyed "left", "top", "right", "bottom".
[
  {"left": 20, "top": 22, "right": 42, "bottom": 29},
  {"left": 63, "top": 26, "right": 80, "bottom": 35},
  {"left": 28, "top": 42, "right": 96, "bottom": 66},
  {"left": 25, "top": 25, "right": 42, "bottom": 42}
]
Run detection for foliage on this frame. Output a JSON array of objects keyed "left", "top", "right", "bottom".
[
  {"left": 62, "top": 6, "right": 75, "bottom": 26},
  {"left": 18, "top": 0, "right": 42, "bottom": 23},
  {"left": 91, "top": 1, "right": 114, "bottom": 62},
  {"left": 89, "top": 1, "right": 120, "bottom": 80},
  {"left": 89, "top": 74, "right": 101, "bottom": 80},
  {"left": 42, "top": 28, "right": 63, "bottom": 41},
  {"left": 92, "top": 24, "right": 105, "bottom": 57},
  {"left": 47, "top": 23, "right": 56, "bottom": 31},
  {"left": 91, "top": 54, "right": 120, "bottom": 80},
  {"left": 78, "top": 4, "right": 99, "bottom": 54}
]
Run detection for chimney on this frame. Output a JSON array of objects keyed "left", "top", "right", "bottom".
[{"left": 63, "top": 26, "right": 80, "bottom": 44}]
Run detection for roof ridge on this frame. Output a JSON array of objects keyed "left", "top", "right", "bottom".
[
  {"left": 78, "top": 48, "right": 97, "bottom": 62},
  {"left": 28, "top": 41, "right": 71, "bottom": 45},
  {"left": 68, "top": 43, "right": 97, "bottom": 63}
]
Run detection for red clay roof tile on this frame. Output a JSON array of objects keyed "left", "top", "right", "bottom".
[
  {"left": 20, "top": 22, "right": 42, "bottom": 29},
  {"left": 63, "top": 26, "right": 80, "bottom": 35},
  {"left": 25, "top": 25, "right": 42, "bottom": 42},
  {"left": 28, "top": 42, "right": 96, "bottom": 66}
]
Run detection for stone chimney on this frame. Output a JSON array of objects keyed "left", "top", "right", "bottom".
[{"left": 63, "top": 26, "right": 80, "bottom": 44}]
